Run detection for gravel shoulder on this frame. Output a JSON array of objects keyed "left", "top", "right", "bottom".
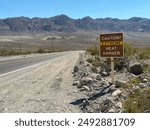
[{"left": 0, "top": 51, "right": 84, "bottom": 113}]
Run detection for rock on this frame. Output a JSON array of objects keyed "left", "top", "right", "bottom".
[
  {"left": 72, "top": 80, "right": 80, "bottom": 86},
  {"left": 102, "top": 87, "right": 111, "bottom": 94},
  {"left": 131, "top": 86, "right": 140, "bottom": 91},
  {"left": 115, "top": 58, "right": 129, "bottom": 71},
  {"left": 89, "top": 73, "right": 96, "bottom": 78},
  {"left": 144, "top": 110, "right": 150, "bottom": 113},
  {"left": 89, "top": 74, "right": 100, "bottom": 81},
  {"left": 83, "top": 99, "right": 90, "bottom": 106},
  {"left": 96, "top": 74, "right": 102, "bottom": 80},
  {"left": 86, "top": 63, "right": 90, "bottom": 66},
  {"left": 115, "top": 102, "right": 123, "bottom": 109},
  {"left": 110, "top": 85, "right": 118, "bottom": 92},
  {"left": 74, "top": 66, "right": 79, "bottom": 73},
  {"left": 100, "top": 98, "right": 115, "bottom": 112},
  {"left": 80, "top": 77, "right": 93, "bottom": 86},
  {"left": 77, "top": 83, "right": 82, "bottom": 88},
  {"left": 115, "top": 79, "right": 127, "bottom": 88},
  {"left": 73, "top": 73, "right": 76, "bottom": 77},
  {"left": 129, "top": 62, "right": 143, "bottom": 75},
  {"left": 108, "top": 108, "right": 116, "bottom": 113},
  {"left": 79, "top": 86, "right": 91, "bottom": 91},
  {"left": 101, "top": 71, "right": 108, "bottom": 77},
  {"left": 139, "top": 83, "right": 148, "bottom": 88},
  {"left": 101, "top": 84, "right": 108, "bottom": 88},
  {"left": 112, "top": 89, "right": 122, "bottom": 97},
  {"left": 113, "top": 97, "right": 121, "bottom": 102},
  {"left": 73, "top": 90, "right": 78, "bottom": 93},
  {"left": 80, "top": 99, "right": 90, "bottom": 110},
  {"left": 142, "top": 78, "right": 148, "bottom": 83}
]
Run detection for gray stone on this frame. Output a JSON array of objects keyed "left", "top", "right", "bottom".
[
  {"left": 77, "top": 83, "right": 82, "bottom": 88},
  {"left": 96, "top": 74, "right": 102, "bottom": 80},
  {"left": 129, "top": 86, "right": 141, "bottom": 93},
  {"left": 73, "top": 90, "right": 78, "bottom": 93},
  {"left": 142, "top": 78, "right": 148, "bottom": 83},
  {"left": 144, "top": 110, "right": 150, "bottom": 113},
  {"left": 74, "top": 66, "right": 79, "bottom": 73},
  {"left": 92, "top": 83, "right": 100, "bottom": 88},
  {"left": 115, "top": 79, "right": 127, "bottom": 88},
  {"left": 139, "top": 83, "right": 148, "bottom": 88},
  {"left": 100, "top": 98, "right": 115, "bottom": 112},
  {"left": 108, "top": 108, "right": 116, "bottom": 113},
  {"left": 80, "top": 77, "right": 93, "bottom": 86},
  {"left": 101, "top": 84, "right": 108, "bottom": 88},
  {"left": 113, "top": 97, "right": 121, "bottom": 102},
  {"left": 83, "top": 99, "right": 90, "bottom": 106},
  {"left": 129, "top": 62, "right": 143, "bottom": 75},
  {"left": 115, "top": 102, "right": 123, "bottom": 109},
  {"left": 82, "top": 86, "right": 91, "bottom": 91},
  {"left": 110, "top": 85, "right": 118, "bottom": 92},
  {"left": 102, "top": 87, "right": 111, "bottom": 94},
  {"left": 112, "top": 89, "right": 122, "bottom": 97},
  {"left": 101, "top": 71, "right": 108, "bottom": 77},
  {"left": 72, "top": 80, "right": 80, "bottom": 86}
]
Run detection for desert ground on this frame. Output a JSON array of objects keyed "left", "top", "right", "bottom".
[{"left": 0, "top": 31, "right": 150, "bottom": 54}]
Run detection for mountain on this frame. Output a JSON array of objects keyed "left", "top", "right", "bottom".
[{"left": 0, "top": 15, "right": 150, "bottom": 33}]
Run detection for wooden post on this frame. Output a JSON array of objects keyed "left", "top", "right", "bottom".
[
  {"left": 111, "top": 57, "right": 115, "bottom": 84},
  {"left": 19, "top": 43, "right": 22, "bottom": 53}
]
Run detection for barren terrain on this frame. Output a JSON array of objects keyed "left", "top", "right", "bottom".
[{"left": 0, "top": 31, "right": 150, "bottom": 54}]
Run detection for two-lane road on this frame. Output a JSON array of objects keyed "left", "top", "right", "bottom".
[
  {"left": 0, "top": 51, "right": 70, "bottom": 76},
  {"left": 0, "top": 51, "right": 83, "bottom": 112}
]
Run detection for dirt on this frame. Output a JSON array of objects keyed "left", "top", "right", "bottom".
[{"left": 0, "top": 51, "right": 84, "bottom": 113}]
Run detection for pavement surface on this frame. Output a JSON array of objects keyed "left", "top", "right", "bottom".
[{"left": 0, "top": 52, "right": 69, "bottom": 76}]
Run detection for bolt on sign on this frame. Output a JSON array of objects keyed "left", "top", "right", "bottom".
[{"left": 100, "top": 33, "right": 124, "bottom": 57}]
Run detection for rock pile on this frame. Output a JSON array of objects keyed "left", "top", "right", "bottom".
[{"left": 71, "top": 52, "right": 150, "bottom": 113}]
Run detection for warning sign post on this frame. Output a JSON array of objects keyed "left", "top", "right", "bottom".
[
  {"left": 100, "top": 33, "right": 124, "bottom": 57},
  {"left": 100, "top": 33, "right": 124, "bottom": 84}
]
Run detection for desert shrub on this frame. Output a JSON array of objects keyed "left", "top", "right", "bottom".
[
  {"left": 124, "top": 42, "right": 137, "bottom": 58},
  {"left": 86, "top": 56, "right": 101, "bottom": 67},
  {"left": 123, "top": 77, "right": 141, "bottom": 89},
  {"left": 123, "top": 88, "right": 150, "bottom": 113},
  {"left": 36, "top": 48, "right": 46, "bottom": 53},
  {"left": 86, "top": 46, "right": 99, "bottom": 56},
  {"left": 86, "top": 57, "right": 93, "bottom": 64},
  {"left": 0, "top": 49, "right": 31, "bottom": 56},
  {"left": 138, "top": 47, "right": 150, "bottom": 59},
  {"left": 143, "top": 64, "right": 150, "bottom": 73},
  {"left": 124, "top": 43, "right": 150, "bottom": 59},
  {"left": 91, "top": 66, "right": 98, "bottom": 73}
]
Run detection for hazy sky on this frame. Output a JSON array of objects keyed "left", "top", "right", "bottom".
[{"left": 0, "top": 0, "right": 150, "bottom": 19}]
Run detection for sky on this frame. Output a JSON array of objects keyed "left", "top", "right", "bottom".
[{"left": 0, "top": 0, "right": 150, "bottom": 19}]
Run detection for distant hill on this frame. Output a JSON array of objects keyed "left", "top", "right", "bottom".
[{"left": 0, "top": 14, "right": 150, "bottom": 33}]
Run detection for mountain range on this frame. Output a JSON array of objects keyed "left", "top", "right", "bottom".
[{"left": 0, "top": 14, "right": 150, "bottom": 33}]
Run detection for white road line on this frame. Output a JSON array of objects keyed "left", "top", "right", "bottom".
[{"left": 0, "top": 54, "right": 69, "bottom": 77}]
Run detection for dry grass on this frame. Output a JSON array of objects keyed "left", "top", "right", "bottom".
[{"left": 123, "top": 89, "right": 150, "bottom": 113}]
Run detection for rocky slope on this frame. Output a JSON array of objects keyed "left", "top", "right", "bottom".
[
  {"left": 0, "top": 15, "right": 150, "bottom": 32},
  {"left": 71, "top": 52, "right": 150, "bottom": 113}
]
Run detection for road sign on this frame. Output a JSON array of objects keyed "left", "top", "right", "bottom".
[{"left": 100, "top": 33, "right": 124, "bottom": 57}]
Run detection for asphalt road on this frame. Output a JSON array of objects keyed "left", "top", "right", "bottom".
[{"left": 0, "top": 51, "right": 70, "bottom": 75}]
